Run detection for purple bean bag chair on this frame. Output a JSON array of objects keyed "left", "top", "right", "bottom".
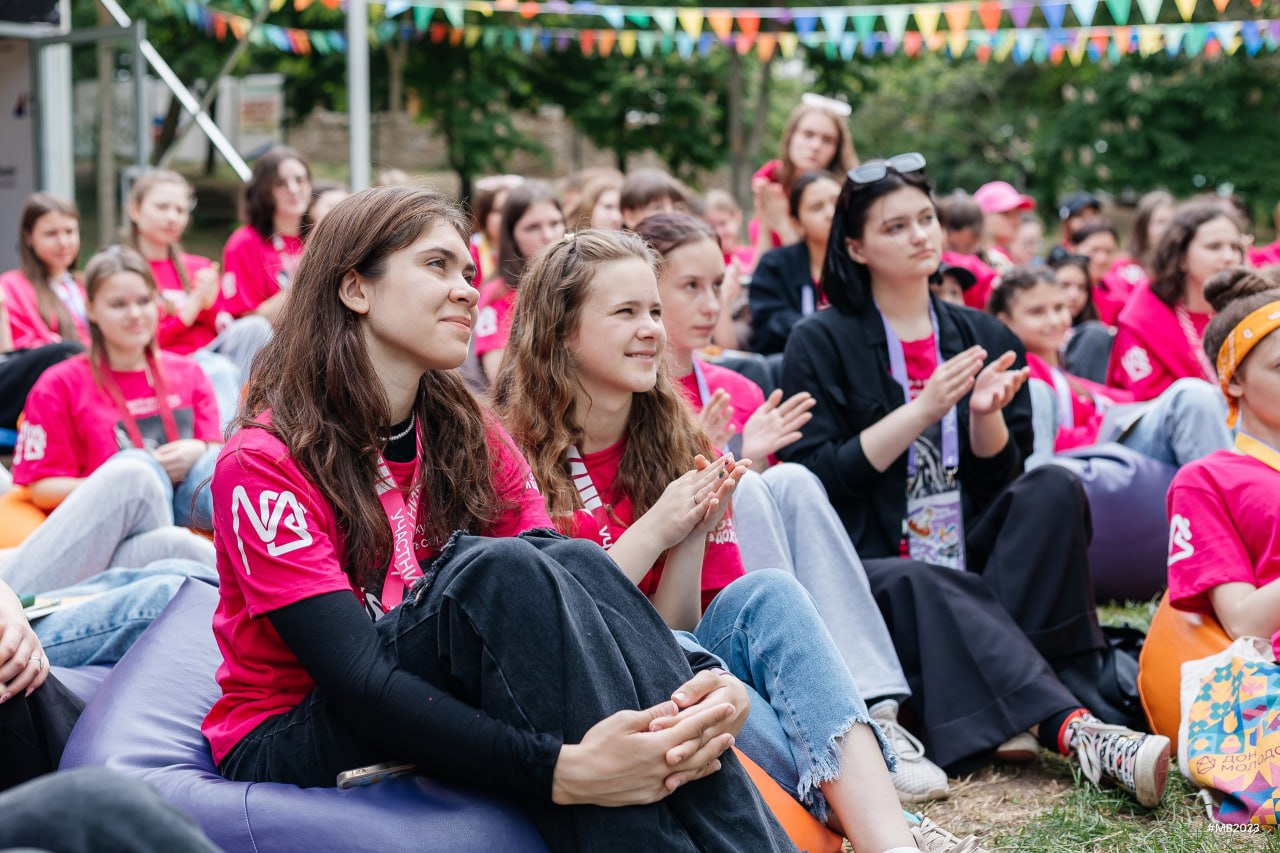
[
  {"left": 1050, "top": 443, "right": 1177, "bottom": 603},
  {"left": 59, "top": 579, "right": 549, "bottom": 852}
]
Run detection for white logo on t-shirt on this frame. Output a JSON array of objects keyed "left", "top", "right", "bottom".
[
  {"left": 231, "top": 486, "right": 313, "bottom": 574},
  {"left": 475, "top": 306, "right": 498, "bottom": 338},
  {"left": 1121, "top": 346, "right": 1153, "bottom": 382},
  {"left": 1167, "top": 514, "right": 1195, "bottom": 566},
  {"left": 15, "top": 423, "right": 46, "bottom": 463}
]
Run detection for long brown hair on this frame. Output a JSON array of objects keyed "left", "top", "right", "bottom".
[
  {"left": 493, "top": 230, "right": 713, "bottom": 529},
  {"left": 81, "top": 246, "right": 162, "bottom": 384},
  {"left": 242, "top": 146, "right": 311, "bottom": 240},
  {"left": 495, "top": 180, "right": 561, "bottom": 289},
  {"left": 124, "top": 170, "right": 197, "bottom": 293},
  {"left": 776, "top": 102, "right": 858, "bottom": 191},
  {"left": 18, "top": 193, "right": 82, "bottom": 344},
  {"left": 237, "top": 186, "right": 501, "bottom": 589},
  {"left": 1149, "top": 200, "right": 1244, "bottom": 307}
]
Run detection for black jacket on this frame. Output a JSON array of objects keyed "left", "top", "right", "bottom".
[
  {"left": 777, "top": 295, "right": 1033, "bottom": 559},
  {"left": 748, "top": 243, "right": 818, "bottom": 356}
]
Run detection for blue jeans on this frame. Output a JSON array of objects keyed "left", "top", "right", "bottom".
[
  {"left": 1119, "top": 378, "right": 1232, "bottom": 466},
  {"left": 731, "top": 464, "right": 910, "bottom": 703},
  {"left": 678, "top": 569, "right": 893, "bottom": 824},
  {"left": 33, "top": 562, "right": 218, "bottom": 666},
  {"left": 117, "top": 447, "right": 218, "bottom": 530},
  {"left": 191, "top": 349, "right": 241, "bottom": 434}
]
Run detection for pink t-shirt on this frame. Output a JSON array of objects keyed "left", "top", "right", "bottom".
[
  {"left": 1108, "top": 285, "right": 1212, "bottom": 401},
  {"left": 902, "top": 334, "right": 938, "bottom": 398},
  {"left": 1026, "top": 353, "right": 1135, "bottom": 451},
  {"left": 152, "top": 254, "right": 222, "bottom": 354},
  {"left": 676, "top": 358, "right": 766, "bottom": 436},
  {"left": 202, "top": 418, "right": 551, "bottom": 763},
  {"left": 567, "top": 435, "right": 744, "bottom": 614},
  {"left": 220, "top": 226, "right": 304, "bottom": 318},
  {"left": 1166, "top": 451, "right": 1280, "bottom": 619},
  {"left": 0, "top": 269, "right": 89, "bottom": 349},
  {"left": 13, "top": 352, "right": 219, "bottom": 483},
  {"left": 474, "top": 278, "right": 516, "bottom": 358}
]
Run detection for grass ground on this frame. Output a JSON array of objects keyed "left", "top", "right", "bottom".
[{"left": 863, "top": 600, "right": 1280, "bottom": 852}]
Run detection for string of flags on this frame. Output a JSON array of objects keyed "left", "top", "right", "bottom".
[{"left": 175, "top": 0, "right": 1280, "bottom": 64}]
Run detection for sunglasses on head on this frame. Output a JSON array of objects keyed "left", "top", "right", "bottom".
[{"left": 847, "top": 152, "right": 927, "bottom": 186}]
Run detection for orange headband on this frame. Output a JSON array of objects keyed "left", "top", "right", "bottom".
[{"left": 1217, "top": 300, "right": 1280, "bottom": 427}]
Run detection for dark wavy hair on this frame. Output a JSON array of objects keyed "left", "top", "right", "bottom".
[
  {"left": 495, "top": 180, "right": 562, "bottom": 289},
  {"left": 822, "top": 166, "right": 936, "bottom": 314},
  {"left": 241, "top": 146, "right": 311, "bottom": 240},
  {"left": 237, "top": 186, "right": 502, "bottom": 590},
  {"left": 1149, "top": 200, "right": 1244, "bottom": 308}
]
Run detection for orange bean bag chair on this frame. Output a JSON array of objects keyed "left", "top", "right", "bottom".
[
  {"left": 1137, "top": 591, "right": 1232, "bottom": 742},
  {"left": 734, "top": 747, "right": 843, "bottom": 853},
  {"left": 0, "top": 486, "right": 48, "bottom": 548}
]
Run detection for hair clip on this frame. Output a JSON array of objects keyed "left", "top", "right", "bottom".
[
  {"left": 560, "top": 232, "right": 577, "bottom": 244},
  {"left": 801, "top": 92, "right": 853, "bottom": 117}
]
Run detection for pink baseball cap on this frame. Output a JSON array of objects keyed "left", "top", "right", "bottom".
[{"left": 973, "top": 181, "right": 1035, "bottom": 215}]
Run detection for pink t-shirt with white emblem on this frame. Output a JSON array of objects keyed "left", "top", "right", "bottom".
[
  {"left": 202, "top": 417, "right": 551, "bottom": 763},
  {"left": 474, "top": 278, "right": 517, "bottom": 358},
  {"left": 13, "top": 352, "right": 219, "bottom": 484}
]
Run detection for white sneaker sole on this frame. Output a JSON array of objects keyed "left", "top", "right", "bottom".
[
  {"left": 1132, "top": 733, "right": 1171, "bottom": 808},
  {"left": 895, "top": 783, "right": 951, "bottom": 804}
]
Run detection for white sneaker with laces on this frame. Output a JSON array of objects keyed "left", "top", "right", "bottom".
[
  {"left": 1066, "top": 713, "right": 1170, "bottom": 808},
  {"left": 910, "top": 815, "right": 989, "bottom": 852},
  {"left": 869, "top": 699, "right": 950, "bottom": 803}
]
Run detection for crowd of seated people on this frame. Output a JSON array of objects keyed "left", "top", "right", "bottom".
[{"left": 4, "top": 92, "right": 1280, "bottom": 850}]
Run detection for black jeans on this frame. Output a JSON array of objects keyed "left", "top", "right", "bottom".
[
  {"left": 0, "top": 768, "right": 219, "bottom": 852},
  {"left": 222, "top": 532, "right": 795, "bottom": 853},
  {"left": 0, "top": 342, "right": 82, "bottom": 431}
]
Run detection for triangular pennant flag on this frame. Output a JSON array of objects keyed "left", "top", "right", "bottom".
[
  {"left": 481, "top": 27, "right": 498, "bottom": 48},
  {"left": 294, "top": 0, "right": 313, "bottom": 12},
  {"left": 1204, "top": 35, "right": 1221, "bottom": 56},
  {"left": 944, "top": 3, "right": 970, "bottom": 33},
  {"left": 793, "top": 15, "right": 818, "bottom": 36},
  {"left": 824, "top": 39, "right": 838, "bottom": 59},
  {"left": 597, "top": 29, "right": 616, "bottom": 56},
  {"left": 677, "top": 10, "right": 702, "bottom": 39},
  {"left": 1211, "top": 0, "right": 1229, "bottom": 9},
  {"left": 600, "top": 8, "right": 624, "bottom": 29},
  {"left": 1241, "top": 20, "right": 1262, "bottom": 55},
  {"left": 739, "top": 13, "right": 760, "bottom": 40},
  {"left": 618, "top": 29, "right": 637, "bottom": 56},
  {"left": 514, "top": 27, "right": 532, "bottom": 53},
  {"left": 883, "top": 34, "right": 900, "bottom": 55},
  {"left": 1174, "top": 0, "right": 1196, "bottom": 21},
  {"left": 706, "top": 12, "right": 733, "bottom": 42},
  {"left": 862, "top": 32, "right": 880, "bottom": 56},
  {"left": 626, "top": 13, "right": 650, "bottom": 27},
  {"left": 914, "top": 8, "right": 941, "bottom": 39},
  {"left": 697, "top": 32, "right": 715, "bottom": 56},
  {"left": 884, "top": 8, "right": 910, "bottom": 41},
  {"left": 464, "top": 25, "right": 481, "bottom": 46},
  {"left": 778, "top": 32, "right": 799, "bottom": 57},
  {"left": 579, "top": 30, "right": 595, "bottom": 55},
  {"left": 1042, "top": 3, "right": 1067, "bottom": 30},
  {"left": 1105, "top": 0, "right": 1131, "bottom": 24},
  {"left": 903, "top": 30, "right": 923, "bottom": 56},
  {"left": 1113, "top": 25, "right": 1132, "bottom": 53},
  {"left": 1153, "top": 24, "right": 1177, "bottom": 55},
  {"left": 976, "top": 42, "right": 992, "bottom": 62},
  {"left": 978, "top": 1, "right": 1003, "bottom": 31},
  {"left": 1185, "top": 22, "right": 1207, "bottom": 54},
  {"left": 637, "top": 30, "right": 656, "bottom": 57},
  {"left": 1010, "top": 1, "right": 1034, "bottom": 28},
  {"left": 213, "top": 12, "right": 227, "bottom": 40},
  {"left": 412, "top": 6, "right": 432, "bottom": 30},
  {"left": 839, "top": 33, "right": 858, "bottom": 60},
  {"left": 756, "top": 32, "right": 777, "bottom": 60},
  {"left": 1068, "top": 30, "right": 1088, "bottom": 62},
  {"left": 552, "top": 32, "right": 569, "bottom": 52},
  {"left": 926, "top": 31, "right": 947, "bottom": 51},
  {"left": 1270, "top": 20, "right": 1280, "bottom": 44},
  {"left": 853, "top": 12, "right": 876, "bottom": 40},
  {"left": 1014, "top": 29, "right": 1037, "bottom": 59},
  {"left": 1033, "top": 36, "right": 1050, "bottom": 61},
  {"left": 653, "top": 10, "right": 676, "bottom": 34},
  {"left": 1107, "top": 38, "right": 1120, "bottom": 59},
  {"left": 441, "top": 2, "right": 463, "bottom": 28},
  {"left": 384, "top": 0, "right": 409, "bottom": 17},
  {"left": 994, "top": 30, "right": 1015, "bottom": 59},
  {"left": 948, "top": 28, "right": 969, "bottom": 56},
  {"left": 270, "top": 0, "right": 287, "bottom": 12},
  {"left": 1137, "top": 0, "right": 1162, "bottom": 23},
  {"left": 822, "top": 11, "right": 846, "bottom": 36},
  {"left": 1049, "top": 42, "right": 1066, "bottom": 63},
  {"left": 319, "top": 0, "right": 340, "bottom": 9},
  {"left": 1212, "top": 20, "right": 1239, "bottom": 52},
  {"left": 1090, "top": 32, "right": 1110, "bottom": 53},
  {"left": 520, "top": 2, "right": 540, "bottom": 20},
  {"left": 1070, "top": 0, "right": 1099, "bottom": 25},
  {"left": 230, "top": 15, "right": 250, "bottom": 39},
  {"left": 449, "top": 26, "right": 465, "bottom": 45}
]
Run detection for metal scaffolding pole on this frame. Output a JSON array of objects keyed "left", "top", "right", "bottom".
[{"left": 346, "top": 0, "right": 370, "bottom": 190}]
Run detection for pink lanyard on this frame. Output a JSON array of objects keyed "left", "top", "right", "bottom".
[
  {"left": 97, "top": 352, "right": 179, "bottom": 448},
  {"left": 1175, "top": 303, "right": 1216, "bottom": 382},
  {"left": 375, "top": 435, "right": 424, "bottom": 610}
]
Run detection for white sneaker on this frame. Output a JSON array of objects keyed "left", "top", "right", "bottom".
[
  {"left": 1066, "top": 713, "right": 1170, "bottom": 808},
  {"left": 910, "top": 815, "right": 989, "bottom": 852},
  {"left": 994, "top": 731, "right": 1039, "bottom": 763},
  {"left": 870, "top": 699, "right": 950, "bottom": 803}
]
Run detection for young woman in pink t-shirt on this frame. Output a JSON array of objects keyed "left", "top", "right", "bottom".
[
  {"left": 125, "top": 171, "right": 271, "bottom": 426},
  {"left": 13, "top": 247, "right": 221, "bottom": 528},
  {"left": 496, "top": 230, "right": 986, "bottom": 852},
  {"left": 473, "top": 181, "right": 565, "bottom": 384},
  {"left": 220, "top": 146, "right": 310, "bottom": 325},
  {"left": 0, "top": 194, "right": 88, "bottom": 350},
  {"left": 1109, "top": 201, "right": 1246, "bottom": 399},
  {"left": 1166, "top": 269, "right": 1280, "bottom": 653},
  {"left": 204, "top": 186, "right": 797, "bottom": 852}
]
